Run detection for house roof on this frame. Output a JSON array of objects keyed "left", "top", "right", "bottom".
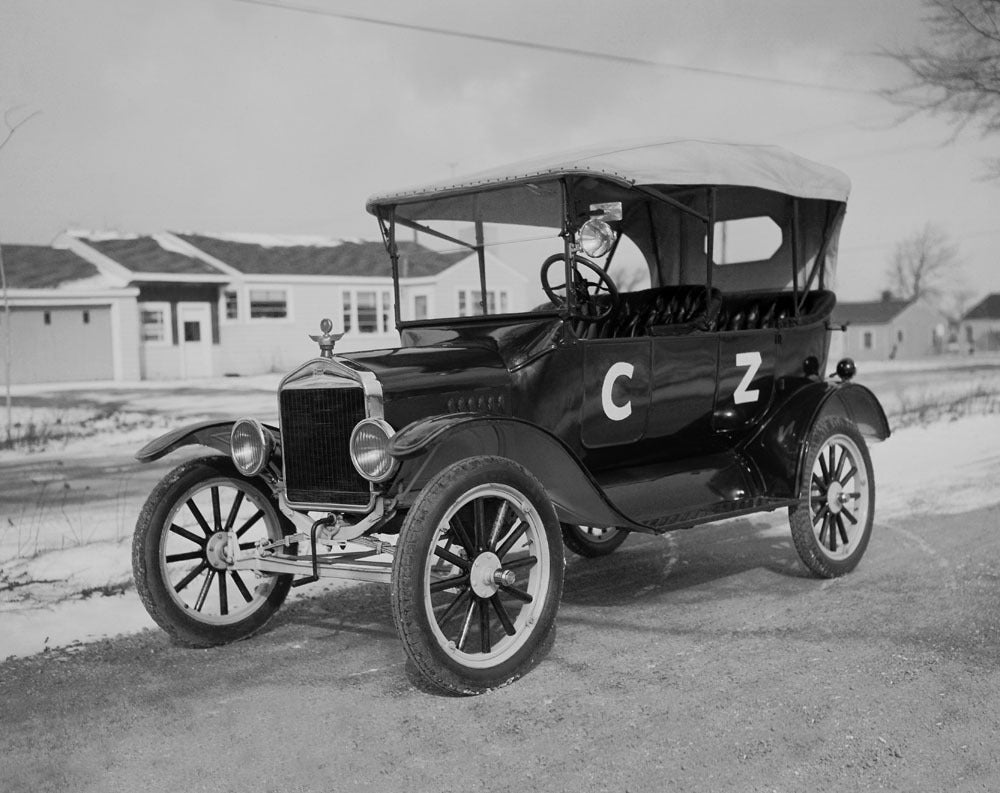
[
  {"left": 177, "top": 234, "right": 466, "bottom": 277},
  {"left": 0, "top": 245, "right": 104, "bottom": 288},
  {"left": 832, "top": 298, "right": 913, "bottom": 326},
  {"left": 83, "top": 236, "right": 225, "bottom": 277},
  {"left": 963, "top": 293, "right": 1000, "bottom": 321}
]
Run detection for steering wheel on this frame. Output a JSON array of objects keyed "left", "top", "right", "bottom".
[{"left": 540, "top": 253, "right": 620, "bottom": 322}]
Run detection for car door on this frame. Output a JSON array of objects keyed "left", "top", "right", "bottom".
[{"left": 713, "top": 328, "right": 777, "bottom": 433}]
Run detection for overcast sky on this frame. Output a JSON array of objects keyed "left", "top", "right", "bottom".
[{"left": 1, "top": 0, "right": 997, "bottom": 302}]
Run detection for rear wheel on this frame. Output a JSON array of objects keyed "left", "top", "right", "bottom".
[
  {"left": 789, "top": 417, "right": 875, "bottom": 578},
  {"left": 391, "top": 457, "right": 564, "bottom": 695},
  {"left": 561, "top": 524, "right": 629, "bottom": 558},
  {"left": 132, "top": 456, "right": 295, "bottom": 646}
]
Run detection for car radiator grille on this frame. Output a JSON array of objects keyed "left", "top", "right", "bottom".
[{"left": 280, "top": 387, "right": 371, "bottom": 506}]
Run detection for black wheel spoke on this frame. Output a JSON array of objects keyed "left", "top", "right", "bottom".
[
  {"left": 218, "top": 571, "right": 229, "bottom": 616},
  {"left": 839, "top": 465, "right": 858, "bottom": 486},
  {"left": 473, "top": 499, "right": 487, "bottom": 551},
  {"left": 235, "top": 509, "right": 264, "bottom": 539},
  {"left": 496, "top": 520, "right": 529, "bottom": 559},
  {"left": 166, "top": 549, "right": 203, "bottom": 563},
  {"left": 223, "top": 489, "right": 245, "bottom": 532},
  {"left": 434, "top": 545, "right": 471, "bottom": 570},
  {"left": 828, "top": 446, "right": 836, "bottom": 483},
  {"left": 186, "top": 499, "right": 214, "bottom": 537},
  {"left": 817, "top": 452, "right": 830, "bottom": 483},
  {"left": 211, "top": 487, "right": 222, "bottom": 532},
  {"left": 841, "top": 505, "right": 859, "bottom": 525},
  {"left": 499, "top": 583, "right": 533, "bottom": 603},
  {"left": 833, "top": 446, "right": 847, "bottom": 481},
  {"left": 827, "top": 514, "right": 837, "bottom": 552},
  {"left": 501, "top": 554, "right": 537, "bottom": 571},
  {"left": 231, "top": 570, "right": 253, "bottom": 603},
  {"left": 487, "top": 501, "right": 510, "bottom": 550},
  {"left": 478, "top": 599, "right": 492, "bottom": 654},
  {"left": 175, "top": 561, "right": 208, "bottom": 593},
  {"left": 457, "top": 600, "right": 477, "bottom": 651},
  {"left": 836, "top": 514, "right": 850, "bottom": 547},
  {"left": 430, "top": 573, "right": 469, "bottom": 593},
  {"left": 812, "top": 503, "right": 830, "bottom": 527},
  {"left": 194, "top": 569, "right": 215, "bottom": 611},
  {"left": 169, "top": 523, "right": 206, "bottom": 547},
  {"left": 490, "top": 594, "right": 516, "bottom": 636},
  {"left": 436, "top": 586, "right": 472, "bottom": 624},
  {"left": 449, "top": 514, "right": 476, "bottom": 553},
  {"left": 811, "top": 474, "right": 825, "bottom": 494}
]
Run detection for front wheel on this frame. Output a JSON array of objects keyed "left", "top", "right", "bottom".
[
  {"left": 132, "top": 456, "right": 296, "bottom": 647},
  {"left": 391, "top": 457, "right": 564, "bottom": 695},
  {"left": 789, "top": 416, "right": 875, "bottom": 578}
]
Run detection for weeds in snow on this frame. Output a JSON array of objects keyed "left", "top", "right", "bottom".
[{"left": 889, "top": 384, "right": 1000, "bottom": 429}]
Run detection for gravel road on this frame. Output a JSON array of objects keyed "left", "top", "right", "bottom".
[{"left": 3, "top": 501, "right": 998, "bottom": 792}]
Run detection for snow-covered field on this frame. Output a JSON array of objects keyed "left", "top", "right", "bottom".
[{"left": 2, "top": 366, "right": 1000, "bottom": 661}]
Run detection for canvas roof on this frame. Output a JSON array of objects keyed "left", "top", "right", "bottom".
[
  {"left": 366, "top": 139, "right": 851, "bottom": 216},
  {"left": 1, "top": 245, "right": 105, "bottom": 289},
  {"left": 963, "top": 293, "right": 1000, "bottom": 321},
  {"left": 832, "top": 298, "right": 912, "bottom": 326},
  {"left": 178, "top": 234, "right": 466, "bottom": 277}
]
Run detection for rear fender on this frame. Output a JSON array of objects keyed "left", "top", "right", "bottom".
[
  {"left": 744, "top": 381, "right": 890, "bottom": 499},
  {"left": 135, "top": 419, "right": 280, "bottom": 464},
  {"left": 388, "top": 415, "right": 645, "bottom": 531}
]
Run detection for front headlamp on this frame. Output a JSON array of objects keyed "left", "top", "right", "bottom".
[
  {"left": 349, "top": 418, "right": 398, "bottom": 482},
  {"left": 231, "top": 418, "right": 272, "bottom": 477}
]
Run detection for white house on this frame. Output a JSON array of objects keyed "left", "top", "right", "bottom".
[{"left": 1, "top": 231, "right": 529, "bottom": 384}]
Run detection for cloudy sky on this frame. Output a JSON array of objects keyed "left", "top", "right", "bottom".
[{"left": 1, "top": 0, "right": 997, "bottom": 302}]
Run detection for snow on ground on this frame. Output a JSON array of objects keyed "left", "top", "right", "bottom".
[{"left": 2, "top": 412, "right": 999, "bottom": 662}]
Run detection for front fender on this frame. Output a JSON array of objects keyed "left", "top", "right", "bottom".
[
  {"left": 135, "top": 419, "right": 280, "bottom": 464},
  {"left": 388, "top": 414, "right": 646, "bottom": 531},
  {"left": 743, "top": 380, "right": 891, "bottom": 499}
]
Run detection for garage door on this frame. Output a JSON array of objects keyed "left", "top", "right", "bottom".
[{"left": 3, "top": 305, "right": 115, "bottom": 384}]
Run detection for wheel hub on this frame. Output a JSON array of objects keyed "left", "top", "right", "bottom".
[
  {"left": 205, "top": 532, "right": 232, "bottom": 569},
  {"left": 469, "top": 551, "right": 511, "bottom": 598},
  {"left": 826, "top": 481, "right": 844, "bottom": 514}
]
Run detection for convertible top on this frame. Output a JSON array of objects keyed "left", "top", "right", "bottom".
[{"left": 366, "top": 139, "right": 851, "bottom": 214}]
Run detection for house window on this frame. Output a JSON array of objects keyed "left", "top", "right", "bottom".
[
  {"left": 249, "top": 288, "right": 288, "bottom": 319},
  {"left": 458, "top": 289, "right": 509, "bottom": 317},
  {"left": 897, "top": 329, "right": 904, "bottom": 343},
  {"left": 44, "top": 311, "right": 51, "bottom": 325},
  {"left": 413, "top": 294, "right": 428, "bottom": 320},
  {"left": 863, "top": 331, "right": 874, "bottom": 350},
  {"left": 342, "top": 289, "right": 393, "bottom": 334},
  {"left": 83, "top": 310, "right": 90, "bottom": 324},
  {"left": 223, "top": 289, "right": 239, "bottom": 321},
  {"left": 140, "top": 303, "right": 171, "bottom": 344}
]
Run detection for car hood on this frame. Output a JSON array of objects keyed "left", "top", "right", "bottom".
[{"left": 337, "top": 343, "right": 513, "bottom": 424}]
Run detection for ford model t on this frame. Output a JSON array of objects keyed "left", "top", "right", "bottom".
[{"left": 133, "top": 140, "right": 890, "bottom": 694}]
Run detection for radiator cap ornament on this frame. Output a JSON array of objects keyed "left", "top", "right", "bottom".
[{"left": 309, "top": 318, "right": 344, "bottom": 359}]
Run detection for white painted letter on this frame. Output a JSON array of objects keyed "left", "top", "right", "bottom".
[
  {"left": 602, "top": 361, "right": 634, "bottom": 421},
  {"left": 734, "top": 351, "right": 762, "bottom": 404}
]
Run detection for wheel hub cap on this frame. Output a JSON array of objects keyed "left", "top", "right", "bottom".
[
  {"left": 826, "top": 481, "right": 844, "bottom": 514},
  {"left": 205, "top": 532, "right": 231, "bottom": 569},
  {"left": 470, "top": 551, "right": 505, "bottom": 598}
]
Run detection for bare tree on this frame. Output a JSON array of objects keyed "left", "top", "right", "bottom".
[
  {"left": 885, "top": 222, "right": 962, "bottom": 304},
  {"left": 884, "top": 0, "right": 1000, "bottom": 176},
  {"left": 0, "top": 106, "right": 41, "bottom": 444}
]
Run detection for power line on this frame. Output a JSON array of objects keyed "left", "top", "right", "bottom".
[{"left": 231, "top": 0, "right": 872, "bottom": 96}]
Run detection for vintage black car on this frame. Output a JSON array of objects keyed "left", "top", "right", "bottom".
[{"left": 132, "top": 140, "right": 890, "bottom": 694}]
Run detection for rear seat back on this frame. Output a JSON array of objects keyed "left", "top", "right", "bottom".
[{"left": 709, "top": 290, "right": 835, "bottom": 332}]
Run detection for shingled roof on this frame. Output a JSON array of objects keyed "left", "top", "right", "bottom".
[
  {"left": 832, "top": 298, "right": 912, "bottom": 326},
  {"left": 0, "top": 245, "right": 104, "bottom": 288},
  {"left": 178, "top": 234, "right": 466, "bottom": 277},
  {"left": 84, "top": 236, "right": 225, "bottom": 276},
  {"left": 963, "top": 293, "right": 1000, "bottom": 321}
]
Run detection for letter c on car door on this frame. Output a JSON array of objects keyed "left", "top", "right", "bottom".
[{"left": 601, "top": 361, "right": 634, "bottom": 421}]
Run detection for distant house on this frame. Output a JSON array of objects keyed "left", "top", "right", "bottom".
[
  {"left": 1, "top": 231, "right": 528, "bottom": 384},
  {"left": 830, "top": 293, "right": 946, "bottom": 362},
  {"left": 0, "top": 244, "right": 139, "bottom": 384},
  {"left": 962, "top": 294, "right": 1000, "bottom": 352}
]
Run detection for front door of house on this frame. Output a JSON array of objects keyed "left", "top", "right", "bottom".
[{"left": 177, "top": 302, "right": 213, "bottom": 378}]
